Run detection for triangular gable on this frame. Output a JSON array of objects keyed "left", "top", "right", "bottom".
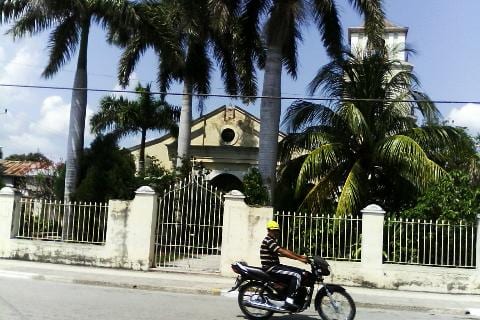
[{"left": 129, "top": 105, "right": 285, "bottom": 151}]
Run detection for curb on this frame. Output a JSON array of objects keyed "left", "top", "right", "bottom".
[
  {"left": 0, "top": 269, "right": 475, "bottom": 316},
  {"left": 0, "top": 269, "right": 225, "bottom": 296}
]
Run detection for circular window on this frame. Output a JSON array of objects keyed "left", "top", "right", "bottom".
[{"left": 221, "top": 128, "right": 236, "bottom": 144}]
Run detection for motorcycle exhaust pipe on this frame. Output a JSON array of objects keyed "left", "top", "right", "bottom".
[{"left": 244, "top": 299, "right": 290, "bottom": 313}]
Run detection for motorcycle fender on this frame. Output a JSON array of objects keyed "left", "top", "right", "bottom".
[
  {"left": 314, "top": 284, "right": 346, "bottom": 310},
  {"left": 228, "top": 276, "right": 244, "bottom": 292}
]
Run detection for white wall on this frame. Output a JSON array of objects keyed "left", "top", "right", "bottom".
[{"left": 0, "top": 186, "right": 158, "bottom": 271}]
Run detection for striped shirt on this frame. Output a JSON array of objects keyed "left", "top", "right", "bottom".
[{"left": 260, "top": 235, "right": 280, "bottom": 270}]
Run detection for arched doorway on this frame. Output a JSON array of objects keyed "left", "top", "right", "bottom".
[{"left": 209, "top": 173, "right": 244, "bottom": 193}]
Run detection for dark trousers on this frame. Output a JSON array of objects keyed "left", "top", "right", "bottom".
[{"left": 268, "top": 264, "right": 303, "bottom": 298}]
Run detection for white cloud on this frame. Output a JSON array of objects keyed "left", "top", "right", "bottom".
[
  {"left": 447, "top": 103, "right": 480, "bottom": 136},
  {"left": 1, "top": 95, "right": 95, "bottom": 162},
  {"left": 0, "top": 41, "right": 44, "bottom": 104},
  {"left": 30, "top": 96, "right": 70, "bottom": 135}
]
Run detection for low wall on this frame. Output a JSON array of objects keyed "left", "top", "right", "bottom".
[
  {"left": 219, "top": 200, "right": 480, "bottom": 294},
  {"left": 0, "top": 186, "right": 158, "bottom": 271},
  {"left": 2, "top": 186, "right": 480, "bottom": 293}
]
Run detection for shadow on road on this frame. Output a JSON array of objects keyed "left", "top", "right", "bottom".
[{"left": 235, "top": 314, "right": 318, "bottom": 320}]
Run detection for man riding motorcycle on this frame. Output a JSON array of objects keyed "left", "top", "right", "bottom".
[{"left": 260, "top": 220, "right": 308, "bottom": 309}]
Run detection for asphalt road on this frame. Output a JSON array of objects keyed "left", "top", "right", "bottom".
[{"left": 0, "top": 277, "right": 475, "bottom": 320}]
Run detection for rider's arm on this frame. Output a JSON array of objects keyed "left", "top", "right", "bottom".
[{"left": 277, "top": 247, "right": 308, "bottom": 263}]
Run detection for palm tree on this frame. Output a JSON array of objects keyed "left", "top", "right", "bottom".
[
  {"left": 0, "top": 0, "right": 138, "bottom": 202},
  {"left": 115, "top": 0, "right": 263, "bottom": 170},
  {"left": 90, "top": 83, "right": 180, "bottom": 174},
  {"left": 240, "top": 0, "right": 385, "bottom": 201},
  {"left": 279, "top": 50, "right": 477, "bottom": 215}
]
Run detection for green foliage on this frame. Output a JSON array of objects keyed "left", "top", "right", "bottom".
[
  {"left": 136, "top": 156, "right": 176, "bottom": 194},
  {"left": 243, "top": 168, "right": 269, "bottom": 206},
  {"left": 74, "top": 135, "right": 137, "bottom": 202},
  {"left": 53, "top": 163, "right": 65, "bottom": 200},
  {"left": 279, "top": 50, "right": 477, "bottom": 215},
  {"left": 400, "top": 170, "right": 480, "bottom": 223},
  {"left": 90, "top": 83, "right": 180, "bottom": 175},
  {"left": 5, "top": 152, "right": 52, "bottom": 163}
]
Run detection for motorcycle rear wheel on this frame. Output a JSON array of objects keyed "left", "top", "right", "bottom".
[
  {"left": 238, "top": 282, "right": 275, "bottom": 320},
  {"left": 316, "top": 287, "right": 356, "bottom": 320}
]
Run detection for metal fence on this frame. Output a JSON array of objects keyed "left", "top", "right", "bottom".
[
  {"left": 154, "top": 175, "right": 224, "bottom": 272},
  {"left": 15, "top": 198, "right": 109, "bottom": 245},
  {"left": 384, "top": 218, "right": 477, "bottom": 268},
  {"left": 274, "top": 211, "right": 362, "bottom": 261}
]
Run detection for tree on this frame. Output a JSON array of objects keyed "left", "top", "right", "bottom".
[
  {"left": 90, "top": 83, "right": 180, "bottom": 174},
  {"left": 74, "top": 134, "right": 137, "bottom": 202},
  {"left": 115, "top": 0, "right": 262, "bottom": 169},
  {"left": 279, "top": 50, "right": 477, "bottom": 215},
  {"left": 5, "top": 152, "right": 52, "bottom": 163},
  {"left": 241, "top": 0, "right": 385, "bottom": 201},
  {"left": 401, "top": 170, "right": 480, "bottom": 223},
  {"left": 0, "top": 0, "right": 138, "bottom": 202}
]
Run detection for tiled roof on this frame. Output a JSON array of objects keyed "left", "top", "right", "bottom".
[{"left": 0, "top": 160, "right": 55, "bottom": 177}]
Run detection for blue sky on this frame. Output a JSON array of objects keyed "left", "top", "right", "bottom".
[{"left": 0, "top": 0, "right": 479, "bottom": 162}]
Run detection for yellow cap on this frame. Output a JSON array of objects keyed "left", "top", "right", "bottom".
[{"left": 267, "top": 220, "right": 280, "bottom": 230}]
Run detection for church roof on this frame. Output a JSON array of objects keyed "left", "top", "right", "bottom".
[
  {"left": 128, "top": 105, "right": 285, "bottom": 152},
  {"left": 348, "top": 19, "right": 408, "bottom": 35}
]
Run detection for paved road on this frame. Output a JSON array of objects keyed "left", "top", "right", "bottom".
[{"left": 0, "top": 277, "right": 475, "bottom": 320}]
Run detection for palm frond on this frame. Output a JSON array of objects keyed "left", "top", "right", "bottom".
[
  {"left": 282, "top": 100, "right": 337, "bottom": 133},
  {"left": 298, "top": 165, "right": 345, "bottom": 211},
  {"left": 411, "top": 90, "right": 441, "bottom": 125},
  {"left": 349, "top": 0, "right": 385, "bottom": 49},
  {"left": 375, "top": 134, "right": 447, "bottom": 191},
  {"left": 118, "top": 34, "right": 149, "bottom": 86},
  {"left": 336, "top": 102, "right": 371, "bottom": 143},
  {"left": 296, "top": 142, "right": 348, "bottom": 194},
  {"left": 279, "top": 129, "right": 341, "bottom": 162},
  {"left": 0, "top": 0, "right": 32, "bottom": 23},
  {"left": 335, "top": 160, "right": 367, "bottom": 216},
  {"left": 311, "top": 0, "right": 343, "bottom": 59},
  {"left": 7, "top": 5, "right": 56, "bottom": 37},
  {"left": 42, "top": 15, "right": 80, "bottom": 78}
]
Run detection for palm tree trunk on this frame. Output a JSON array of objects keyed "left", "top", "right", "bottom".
[
  {"left": 63, "top": 21, "right": 89, "bottom": 239},
  {"left": 139, "top": 128, "right": 147, "bottom": 175},
  {"left": 258, "top": 45, "right": 282, "bottom": 203},
  {"left": 175, "top": 79, "right": 193, "bottom": 169}
]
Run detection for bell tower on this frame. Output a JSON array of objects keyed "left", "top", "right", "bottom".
[{"left": 348, "top": 20, "right": 412, "bottom": 71}]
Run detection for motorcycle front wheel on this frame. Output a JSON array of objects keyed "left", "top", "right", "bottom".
[
  {"left": 238, "top": 282, "right": 274, "bottom": 320},
  {"left": 316, "top": 287, "right": 356, "bottom": 320}
]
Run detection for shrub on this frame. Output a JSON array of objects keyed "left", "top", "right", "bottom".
[{"left": 243, "top": 167, "right": 269, "bottom": 206}]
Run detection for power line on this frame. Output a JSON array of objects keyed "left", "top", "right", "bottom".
[{"left": 0, "top": 82, "right": 479, "bottom": 105}]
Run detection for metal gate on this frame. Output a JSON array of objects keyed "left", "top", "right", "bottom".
[{"left": 153, "top": 175, "right": 224, "bottom": 272}]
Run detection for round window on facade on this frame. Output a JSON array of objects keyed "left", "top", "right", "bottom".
[{"left": 221, "top": 128, "right": 236, "bottom": 144}]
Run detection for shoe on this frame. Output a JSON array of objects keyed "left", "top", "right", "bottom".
[{"left": 284, "top": 297, "right": 300, "bottom": 310}]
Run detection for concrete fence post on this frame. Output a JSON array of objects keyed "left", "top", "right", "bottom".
[
  {"left": 361, "top": 204, "right": 386, "bottom": 269},
  {"left": 0, "top": 187, "right": 21, "bottom": 256},
  {"left": 220, "top": 190, "right": 273, "bottom": 276},
  {"left": 476, "top": 214, "right": 480, "bottom": 270},
  {"left": 0, "top": 187, "right": 20, "bottom": 237},
  {"left": 120, "top": 186, "right": 158, "bottom": 270}
]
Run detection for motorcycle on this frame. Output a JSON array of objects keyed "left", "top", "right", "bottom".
[{"left": 229, "top": 256, "right": 355, "bottom": 320}]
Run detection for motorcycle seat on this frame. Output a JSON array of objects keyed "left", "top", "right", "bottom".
[{"left": 235, "top": 263, "right": 272, "bottom": 281}]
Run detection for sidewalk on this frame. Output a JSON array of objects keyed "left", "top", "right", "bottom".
[{"left": 0, "top": 259, "right": 478, "bottom": 316}]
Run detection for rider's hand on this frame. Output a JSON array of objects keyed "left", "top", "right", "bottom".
[{"left": 300, "top": 255, "right": 308, "bottom": 264}]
